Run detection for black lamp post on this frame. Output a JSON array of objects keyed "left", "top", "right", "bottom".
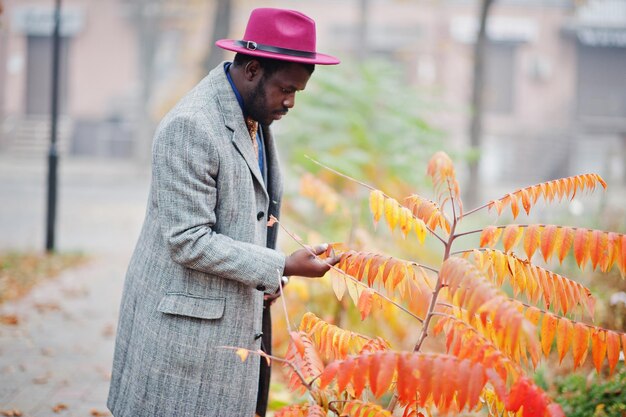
[{"left": 45, "top": 0, "right": 62, "bottom": 251}]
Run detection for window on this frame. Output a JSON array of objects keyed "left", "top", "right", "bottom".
[
  {"left": 484, "top": 41, "right": 517, "bottom": 114},
  {"left": 576, "top": 44, "right": 626, "bottom": 118}
]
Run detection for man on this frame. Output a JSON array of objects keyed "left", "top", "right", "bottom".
[{"left": 107, "top": 7, "right": 340, "bottom": 417}]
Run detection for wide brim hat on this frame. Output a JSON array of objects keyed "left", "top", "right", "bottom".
[{"left": 216, "top": 8, "right": 340, "bottom": 65}]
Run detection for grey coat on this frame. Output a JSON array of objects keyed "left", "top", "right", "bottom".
[{"left": 107, "top": 63, "right": 286, "bottom": 417}]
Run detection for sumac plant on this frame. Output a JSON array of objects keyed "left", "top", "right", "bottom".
[{"left": 241, "top": 151, "right": 626, "bottom": 417}]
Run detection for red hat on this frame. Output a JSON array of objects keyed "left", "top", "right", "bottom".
[{"left": 216, "top": 8, "right": 340, "bottom": 65}]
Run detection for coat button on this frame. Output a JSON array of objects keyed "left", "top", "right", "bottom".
[
  {"left": 254, "top": 332, "right": 264, "bottom": 340},
  {"left": 256, "top": 284, "right": 266, "bottom": 292},
  {"left": 257, "top": 211, "right": 265, "bottom": 221}
]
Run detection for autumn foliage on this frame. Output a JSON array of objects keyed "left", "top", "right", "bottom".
[{"left": 240, "top": 151, "right": 625, "bottom": 417}]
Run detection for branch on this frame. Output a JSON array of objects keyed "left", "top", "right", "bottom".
[
  {"left": 218, "top": 347, "right": 313, "bottom": 391},
  {"left": 447, "top": 177, "right": 458, "bottom": 221},
  {"left": 304, "top": 155, "right": 448, "bottom": 246},
  {"left": 387, "top": 207, "right": 458, "bottom": 412},
  {"left": 512, "top": 299, "right": 626, "bottom": 337},
  {"left": 278, "top": 269, "right": 294, "bottom": 333},
  {"left": 462, "top": 201, "right": 492, "bottom": 218},
  {"left": 274, "top": 217, "right": 424, "bottom": 324},
  {"left": 429, "top": 311, "right": 522, "bottom": 371},
  {"left": 454, "top": 224, "right": 531, "bottom": 240}
]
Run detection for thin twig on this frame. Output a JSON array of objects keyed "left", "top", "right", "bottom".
[
  {"left": 462, "top": 202, "right": 491, "bottom": 218},
  {"left": 278, "top": 269, "right": 294, "bottom": 333},
  {"left": 454, "top": 224, "right": 534, "bottom": 240},
  {"left": 447, "top": 177, "right": 458, "bottom": 222},
  {"left": 305, "top": 154, "right": 376, "bottom": 191}
]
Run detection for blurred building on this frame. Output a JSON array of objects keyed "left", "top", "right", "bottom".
[{"left": 0, "top": 0, "right": 624, "bottom": 184}]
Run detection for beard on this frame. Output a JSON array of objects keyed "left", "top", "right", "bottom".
[{"left": 246, "top": 77, "right": 287, "bottom": 126}]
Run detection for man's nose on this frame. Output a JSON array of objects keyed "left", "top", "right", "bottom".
[{"left": 283, "top": 94, "right": 295, "bottom": 109}]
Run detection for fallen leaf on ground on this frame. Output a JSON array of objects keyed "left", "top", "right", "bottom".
[
  {"left": 101, "top": 323, "right": 114, "bottom": 338},
  {"left": 0, "top": 315, "right": 18, "bottom": 325},
  {"left": 35, "top": 302, "right": 61, "bottom": 313},
  {"left": 1, "top": 409, "right": 23, "bottom": 416},
  {"left": 52, "top": 403, "right": 68, "bottom": 413},
  {"left": 90, "top": 409, "right": 109, "bottom": 417},
  {"left": 32, "top": 373, "right": 50, "bottom": 384}
]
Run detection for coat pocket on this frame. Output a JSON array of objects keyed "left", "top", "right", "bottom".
[{"left": 157, "top": 293, "right": 225, "bottom": 320}]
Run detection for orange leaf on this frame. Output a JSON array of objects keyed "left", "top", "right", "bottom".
[
  {"left": 591, "top": 329, "right": 607, "bottom": 374},
  {"left": 426, "top": 152, "right": 463, "bottom": 214},
  {"left": 524, "top": 224, "right": 542, "bottom": 260},
  {"left": 589, "top": 230, "right": 608, "bottom": 271},
  {"left": 556, "top": 318, "right": 573, "bottom": 364},
  {"left": 606, "top": 330, "right": 621, "bottom": 376},
  {"left": 405, "top": 194, "right": 450, "bottom": 233},
  {"left": 503, "top": 225, "right": 522, "bottom": 252},
  {"left": 352, "top": 354, "right": 370, "bottom": 397},
  {"left": 357, "top": 289, "right": 374, "bottom": 321},
  {"left": 509, "top": 194, "right": 520, "bottom": 219},
  {"left": 540, "top": 225, "right": 558, "bottom": 262},
  {"left": 558, "top": 227, "right": 575, "bottom": 263},
  {"left": 571, "top": 323, "right": 589, "bottom": 369},
  {"left": 267, "top": 215, "right": 278, "bottom": 228},
  {"left": 480, "top": 225, "right": 499, "bottom": 247},
  {"left": 373, "top": 352, "right": 396, "bottom": 398},
  {"left": 337, "top": 356, "right": 356, "bottom": 392},
  {"left": 519, "top": 188, "right": 532, "bottom": 215},
  {"left": 541, "top": 314, "right": 558, "bottom": 357},
  {"left": 319, "top": 361, "right": 339, "bottom": 389},
  {"left": 573, "top": 228, "right": 590, "bottom": 269},
  {"left": 491, "top": 174, "right": 607, "bottom": 219}
]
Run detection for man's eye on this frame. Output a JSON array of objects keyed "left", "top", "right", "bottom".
[{"left": 281, "top": 88, "right": 293, "bottom": 94}]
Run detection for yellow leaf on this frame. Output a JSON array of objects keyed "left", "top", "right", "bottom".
[
  {"left": 236, "top": 348, "right": 249, "bottom": 362},
  {"left": 369, "top": 190, "right": 385, "bottom": 227},
  {"left": 384, "top": 197, "right": 399, "bottom": 232},
  {"left": 331, "top": 270, "right": 346, "bottom": 301}
]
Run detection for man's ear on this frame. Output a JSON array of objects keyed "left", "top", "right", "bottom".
[{"left": 244, "top": 59, "right": 263, "bottom": 82}]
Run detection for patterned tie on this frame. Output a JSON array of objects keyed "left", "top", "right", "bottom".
[{"left": 245, "top": 116, "right": 259, "bottom": 160}]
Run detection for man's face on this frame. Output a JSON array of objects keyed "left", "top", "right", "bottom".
[{"left": 246, "top": 63, "right": 311, "bottom": 126}]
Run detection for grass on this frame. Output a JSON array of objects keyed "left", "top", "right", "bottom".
[{"left": 0, "top": 251, "right": 88, "bottom": 305}]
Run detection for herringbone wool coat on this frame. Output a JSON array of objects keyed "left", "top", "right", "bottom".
[{"left": 108, "top": 63, "right": 286, "bottom": 417}]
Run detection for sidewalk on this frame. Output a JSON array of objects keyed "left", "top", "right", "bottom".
[
  {"left": 0, "top": 155, "right": 150, "bottom": 416},
  {"left": 0, "top": 255, "right": 127, "bottom": 416}
]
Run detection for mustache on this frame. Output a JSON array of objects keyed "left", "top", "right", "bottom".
[{"left": 276, "top": 108, "right": 288, "bottom": 115}]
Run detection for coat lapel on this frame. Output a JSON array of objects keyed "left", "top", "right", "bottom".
[{"left": 210, "top": 64, "right": 268, "bottom": 199}]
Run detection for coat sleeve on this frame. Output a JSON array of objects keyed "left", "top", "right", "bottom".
[{"left": 152, "top": 111, "right": 285, "bottom": 293}]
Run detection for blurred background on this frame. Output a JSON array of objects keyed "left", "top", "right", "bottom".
[
  {"left": 1, "top": 0, "right": 626, "bottom": 415},
  {"left": 2, "top": 0, "right": 626, "bottom": 184}
]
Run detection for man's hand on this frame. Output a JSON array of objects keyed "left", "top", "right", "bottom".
[{"left": 283, "top": 243, "right": 340, "bottom": 278}]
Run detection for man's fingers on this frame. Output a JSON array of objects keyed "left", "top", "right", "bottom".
[{"left": 312, "top": 243, "right": 329, "bottom": 255}]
